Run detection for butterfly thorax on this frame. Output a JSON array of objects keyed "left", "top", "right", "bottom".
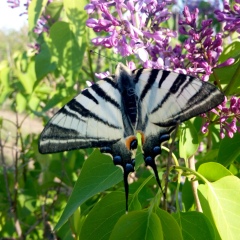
[{"left": 115, "top": 63, "right": 139, "bottom": 134}]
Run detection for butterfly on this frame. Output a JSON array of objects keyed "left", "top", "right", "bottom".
[{"left": 39, "top": 63, "right": 224, "bottom": 210}]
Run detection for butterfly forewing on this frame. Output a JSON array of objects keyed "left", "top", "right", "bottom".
[
  {"left": 134, "top": 69, "right": 224, "bottom": 129},
  {"left": 39, "top": 78, "right": 124, "bottom": 154}
]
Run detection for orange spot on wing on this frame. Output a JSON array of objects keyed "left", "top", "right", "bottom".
[{"left": 125, "top": 136, "right": 137, "bottom": 150}]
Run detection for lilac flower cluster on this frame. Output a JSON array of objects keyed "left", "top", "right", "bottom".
[
  {"left": 85, "top": 0, "right": 176, "bottom": 69},
  {"left": 179, "top": 6, "right": 235, "bottom": 81},
  {"left": 215, "top": 0, "right": 240, "bottom": 35},
  {"left": 202, "top": 96, "right": 240, "bottom": 138},
  {"left": 85, "top": 1, "right": 235, "bottom": 78}
]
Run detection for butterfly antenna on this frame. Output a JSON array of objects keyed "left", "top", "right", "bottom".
[
  {"left": 150, "top": 161, "right": 166, "bottom": 199},
  {"left": 89, "top": 50, "right": 118, "bottom": 63},
  {"left": 123, "top": 162, "right": 135, "bottom": 213}
]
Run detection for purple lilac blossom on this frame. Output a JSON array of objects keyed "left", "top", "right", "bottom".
[
  {"left": 215, "top": 0, "right": 240, "bottom": 35},
  {"left": 179, "top": 6, "right": 235, "bottom": 81},
  {"left": 85, "top": 0, "right": 176, "bottom": 69},
  {"left": 85, "top": 1, "right": 234, "bottom": 76}
]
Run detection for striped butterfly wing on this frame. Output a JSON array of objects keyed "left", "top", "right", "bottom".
[
  {"left": 134, "top": 68, "right": 224, "bottom": 188},
  {"left": 39, "top": 78, "right": 124, "bottom": 154},
  {"left": 39, "top": 65, "right": 137, "bottom": 211}
]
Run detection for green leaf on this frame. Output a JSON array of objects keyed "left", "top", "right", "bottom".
[
  {"left": 219, "top": 41, "right": 240, "bottom": 63},
  {"left": 218, "top": 133, "right": 240, "bottom": 166},
  {"left": 210, "top": 41, "right": 240, "bottom": 95},
  {"left": 35, "top": 40, "right": 56, "bottom": 81},
  {"left": 63, "top": 0, "right": 88, "bottom": 68},
  {"left": 172, "top": 211, "right": 215, "bottom": 240},
  {"left": 45, "top": 1, "right": 63, "bottom": 22},
  {"left": 50, "top": 21, "right": 82, "bottom": 86},
  {"left": 199, "top": 176, "right": 240, "bottom": 240},
  {"left": 16, "top": 92, "right": 27, "bottom": 113},
  {"left": 155, "top": 208, "right": 183, "bottom": 240},
  {"left": 0, "top": 64, "right": 11, "bottom": 104},
  {"left": 198, "top": 185, "right": 221, "bottom": 240},
  {"left": 80, "top": 192, "right": 126, "bottom": 240},
  {"left": 55, "top": 149, "right": 122, "bottom": 230},
  {"left": 69, "top": 207, "right": 82, "bottom": 237},
  {"left": 110, "top": 210, "right": 163, "bottom": 240},
  {"left": 179, "top": 121, "right": 199, "bottom": 162},
  {"left": 198, "top": 162, "right": 232, "bottom": 182},
  {"left": 28, "top": 0, "right": 49, "bottom": 34},
  {"left": 17, "top": 57, "right": 36, "bottom": 94}
]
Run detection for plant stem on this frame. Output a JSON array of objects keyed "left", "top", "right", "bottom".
[
  {"left": 163, "top": 126, "right": 179, "bottom": 210},
  {"left": 188, "top": 155, "right": 203, "bottom": 212}
]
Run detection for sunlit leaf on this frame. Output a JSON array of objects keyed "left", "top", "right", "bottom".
[
  {"left": 198, "top": 162, "right": 232, "bottom": 181},
  {"left": 199, "top": 176, "right": 240, "bottom": 240}
]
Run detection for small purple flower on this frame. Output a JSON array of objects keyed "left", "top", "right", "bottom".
[
  {"left": 7, "top": 0, "right": 20, "bottom": 8},
  {"left": 95, "top": 71, "right": 110, "bottom": 79}
]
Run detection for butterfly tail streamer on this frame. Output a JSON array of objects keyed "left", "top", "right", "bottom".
[{"left": 123, "top": 162, "right": 135, "bottom": 212}]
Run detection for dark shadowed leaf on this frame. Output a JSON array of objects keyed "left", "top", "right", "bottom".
[
  {"left": 80, "top": 192, "right": 125, "bottom": 240},
  {"left": 55, "top": 149, "right": 122, "bottom": 230},
  {"left": 173, "top": 211, "right": 215, "bottom": 240},
  {"left": 217, "top": 133, "right": 240, "bottom": 166},
  {"left": 110, "top": 210, "right": 163, "bottom": 240},
  {"left": 155, "top": 208, "right": 183, "bottom": 240}
]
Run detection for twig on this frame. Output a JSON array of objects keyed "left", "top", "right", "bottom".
[
  {"left": 163, "top": 124, "right": 179, "bottom": 210},
  {"left": 188, "top": 155, "right": 203, "bottom": 212}
]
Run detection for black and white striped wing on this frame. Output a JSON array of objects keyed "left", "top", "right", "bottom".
[
  {"left": 135, "top": 68, "right": 224, "bottom": 134},
  {"left": 39, "top": 79, "right": 124, "bottom": 154}
]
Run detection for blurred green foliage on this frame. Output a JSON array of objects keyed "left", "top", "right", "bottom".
[{"left": 0, "top": 0, "right": 240, "bottom": 239}]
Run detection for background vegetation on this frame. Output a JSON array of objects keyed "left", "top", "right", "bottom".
[{"left": 0, "top": 0, "right": 240, "bottom": 239}]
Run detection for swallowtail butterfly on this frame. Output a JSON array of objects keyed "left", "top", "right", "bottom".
[{"left": 39, "top": 63, "right": 224, "bottom": 210}]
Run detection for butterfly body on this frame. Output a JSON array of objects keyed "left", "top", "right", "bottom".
[{"left": 39, "top": 63, "right": 224, "bottom": 210}]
